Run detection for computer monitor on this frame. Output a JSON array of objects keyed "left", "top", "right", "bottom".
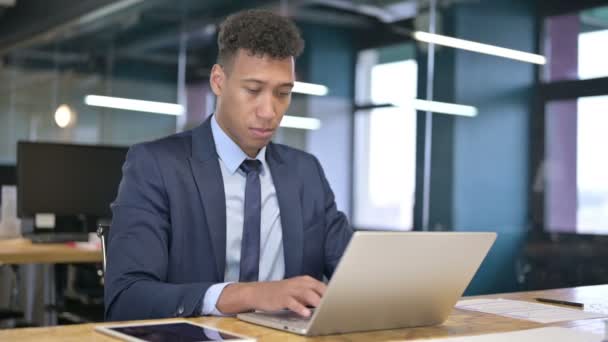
[{"left": 17, "top": 141, "right": 128, "bottom": 232}]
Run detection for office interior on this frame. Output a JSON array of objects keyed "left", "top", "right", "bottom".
[{"left": 0, "top": 0, "right": 607, "bottom": 334}]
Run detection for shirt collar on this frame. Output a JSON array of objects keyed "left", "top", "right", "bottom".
[{"left": 211, "top": 114, "right": 267, "bottom": 175}]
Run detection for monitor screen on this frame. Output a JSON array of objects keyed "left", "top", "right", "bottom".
[{"left": 17, "top": 141, "right": 128, "bottom": 219}]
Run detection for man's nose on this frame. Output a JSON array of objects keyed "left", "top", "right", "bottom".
[{"left": 257, "top": 94, "right": 276, "bottom": 119}]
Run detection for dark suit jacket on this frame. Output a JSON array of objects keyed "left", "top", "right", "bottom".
[{"left": 104, "top": 117, "right": 353, "bottom": 321}]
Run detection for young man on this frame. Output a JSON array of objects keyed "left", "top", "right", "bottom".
[{"left": 105, "top": 9, "right": 353, "bottom": 321}]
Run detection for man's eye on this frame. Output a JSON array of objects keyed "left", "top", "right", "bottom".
[{"left": 246, "top": 88, "right": 261, "bottom": 94}]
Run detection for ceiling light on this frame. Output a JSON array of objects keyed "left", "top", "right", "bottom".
[
  {"left": 293, "top": 82, "right": 329, "bottom": 96},
  {"left": 54, "top": 104, "right": 76, "bottom": 128},
  {"left": 413, "top": 31, "right": 546, "bottom": 65},
  {"left": 394, "top": 99, "right": 478, "bottom": 117},
  {"left": 84, "top": 95, "right": 184, "bottom": 115},
  {"left": 280, "top": 115, "right": 322, "bottom": 130}
]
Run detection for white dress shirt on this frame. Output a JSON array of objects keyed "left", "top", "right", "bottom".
[{"left": 202, "top": 115, "right": 285, "bottom": 315}]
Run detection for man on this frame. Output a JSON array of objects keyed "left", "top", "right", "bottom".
[{"left": 105, "top": 9, "right": 353, "bottom": 321}]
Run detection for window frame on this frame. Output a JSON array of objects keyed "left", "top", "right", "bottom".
[
  {"left": 351, "top": 42, "right": 419, "bottom": 231},
  {"left": 532, "top": 3, "right": 608, "bottom": 235}
]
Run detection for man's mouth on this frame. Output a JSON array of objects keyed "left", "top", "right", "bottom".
[{"left": 249, "top": 127, "right": 274, "bottom": 139}]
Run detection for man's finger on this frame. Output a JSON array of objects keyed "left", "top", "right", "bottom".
[
  {"left": 285, "top": 297, "right": 311, "bottom": 318},
  {"left": 307, "top": 278, "right": 327, "bottom": 297},
  {"left": 294, "top": 289, "right": 322, "bottom": 308}
]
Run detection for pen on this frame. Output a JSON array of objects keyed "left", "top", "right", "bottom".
[{"left": 535, "top": 297, "right": 584, "bottom": 308}]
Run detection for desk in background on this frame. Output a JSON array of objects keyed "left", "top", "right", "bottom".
[
  {"left": 0, "top": 238, "right": 102, "bottom": 326},
  {"left": 1, "top": 285, "right": 607, "bottom": 341},
  {"left": 0, "top": 238, "right": 102, "bottom": 264}
]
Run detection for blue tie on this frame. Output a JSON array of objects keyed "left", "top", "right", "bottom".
[{"left": 239, "top": 159, "right": 262, "bottom": 282}]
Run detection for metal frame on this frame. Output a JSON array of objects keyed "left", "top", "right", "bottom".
[{"left": 96, "top": 224, "right": 109, "bottom": 273}]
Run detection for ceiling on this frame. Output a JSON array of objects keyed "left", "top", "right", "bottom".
[
  {"left": 0, "top": 0, "right": 421, "bottom": 78},
  {"left": 3, "top": 0, "right": 604, "bottom": 76},
  {"left": 581, "top": 5, "right": 608, "bottom": 30}
]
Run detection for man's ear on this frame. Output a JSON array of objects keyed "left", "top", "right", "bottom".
[{"left": 209, "top": 64, "right": 225, "bottom": 96}]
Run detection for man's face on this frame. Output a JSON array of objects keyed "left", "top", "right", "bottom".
[{"left": 210, "top": 49, "right": 295, "bottom": 157}]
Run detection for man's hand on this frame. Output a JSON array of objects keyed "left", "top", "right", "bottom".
[{"left": 216, "top": 276, "right": 326, "bottom": 317}]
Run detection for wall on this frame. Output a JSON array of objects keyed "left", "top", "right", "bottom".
[
  {"left": 417, "top": 0, "right": 536, "bottom": 294},
  {"left": 0, "top": 67, "right": 178, "bottom": 164}
]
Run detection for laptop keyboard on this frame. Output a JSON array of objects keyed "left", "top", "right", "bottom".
[{"left": 253, "top": 310, "right": 312, "bottom": 329}]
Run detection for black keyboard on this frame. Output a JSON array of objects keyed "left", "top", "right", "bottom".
[{"left": 25, "top": 232, "right": 89, "bottom": 244}]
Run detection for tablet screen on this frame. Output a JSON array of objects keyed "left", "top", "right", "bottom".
[{"left": 106, "top": 322, "right": 246, "bottom": 341}]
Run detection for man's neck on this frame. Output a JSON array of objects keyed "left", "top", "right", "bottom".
[{"left": 214, "top": 112, "right": 260, "bottom": 159}]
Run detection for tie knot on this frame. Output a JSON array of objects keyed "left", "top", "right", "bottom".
[{"left": 239, "top": 159, "right": 262, "bottom": 174}]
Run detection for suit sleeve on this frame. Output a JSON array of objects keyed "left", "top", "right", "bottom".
[
  {"left": 312, "top": 157, "right": 354, "bottom": 278},
  {"left": 104, "top": 143, "right": 214, "bottom": 321}
]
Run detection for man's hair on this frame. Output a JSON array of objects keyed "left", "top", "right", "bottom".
[{"left": 217, "top": 9, "right": 304, "bottom": 69}]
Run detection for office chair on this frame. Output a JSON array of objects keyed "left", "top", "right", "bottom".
[
  {"left": 46, "top": 225, "right": 109, "bottom": 324},
  {"left": 0, "top": 265, "right": 28, "bottom": 328},
  {"left": 97, "top": 224, "right": 109, "bottom": 274}
]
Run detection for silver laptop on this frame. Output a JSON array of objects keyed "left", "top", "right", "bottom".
[{"left": 237, "top": 231, "right": 496, "bottom": 336}]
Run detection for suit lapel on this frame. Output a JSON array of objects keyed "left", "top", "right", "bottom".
[
  {"left": 189, "top": 118, "right": 226, "bottom": 281},
  {"left": 267, "top": 143, "right": 303, "bottom": 278}
]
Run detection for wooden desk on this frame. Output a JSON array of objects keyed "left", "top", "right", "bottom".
[
  {"left": 0, "top": 238, "right": 102, "bottom": 264},
  {"left": 1, "top": 285, "right": 607, "bottom": 341}
]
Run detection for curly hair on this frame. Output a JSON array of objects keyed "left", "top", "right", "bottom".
[{"left": 217, "top": 9, "right": 304, "bottom": 69}]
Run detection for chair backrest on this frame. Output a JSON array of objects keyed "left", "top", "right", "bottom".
[{"left": 97, "top": 224, "right": 110, "bottom": 273}]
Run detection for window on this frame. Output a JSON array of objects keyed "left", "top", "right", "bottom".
[
  {"left": 544, "top": 95, "right": 608, "bottom": 235},
  {"left": 353, "top": 45, "right": 417, "bottom": 230},
  {"left": 538, "top": 4, "right": 608, "bottom": 236},
  {"left": 578, "top": 29, "right": 608, "bottom": 80},
  {"left": 577, "top": 95, "right": 608, "bottom": 233},
  {"left": 543, "top": 5, "right": 608, "bottom": 81}
]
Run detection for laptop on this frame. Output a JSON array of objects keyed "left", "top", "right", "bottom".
[{"left": 237, "top": 231, "right": 496, "bottom": 336}]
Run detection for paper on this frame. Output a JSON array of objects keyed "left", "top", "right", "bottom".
[
  {"left": 456, "top": 298, "right": 608, "bottom": 323},
  {"left": 412, "top": 327, "right": 603, "bottom": 342}
]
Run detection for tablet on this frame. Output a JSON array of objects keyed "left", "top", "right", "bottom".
[{"left": 95, "top": 320, "right": 255, "bottom": 342}]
